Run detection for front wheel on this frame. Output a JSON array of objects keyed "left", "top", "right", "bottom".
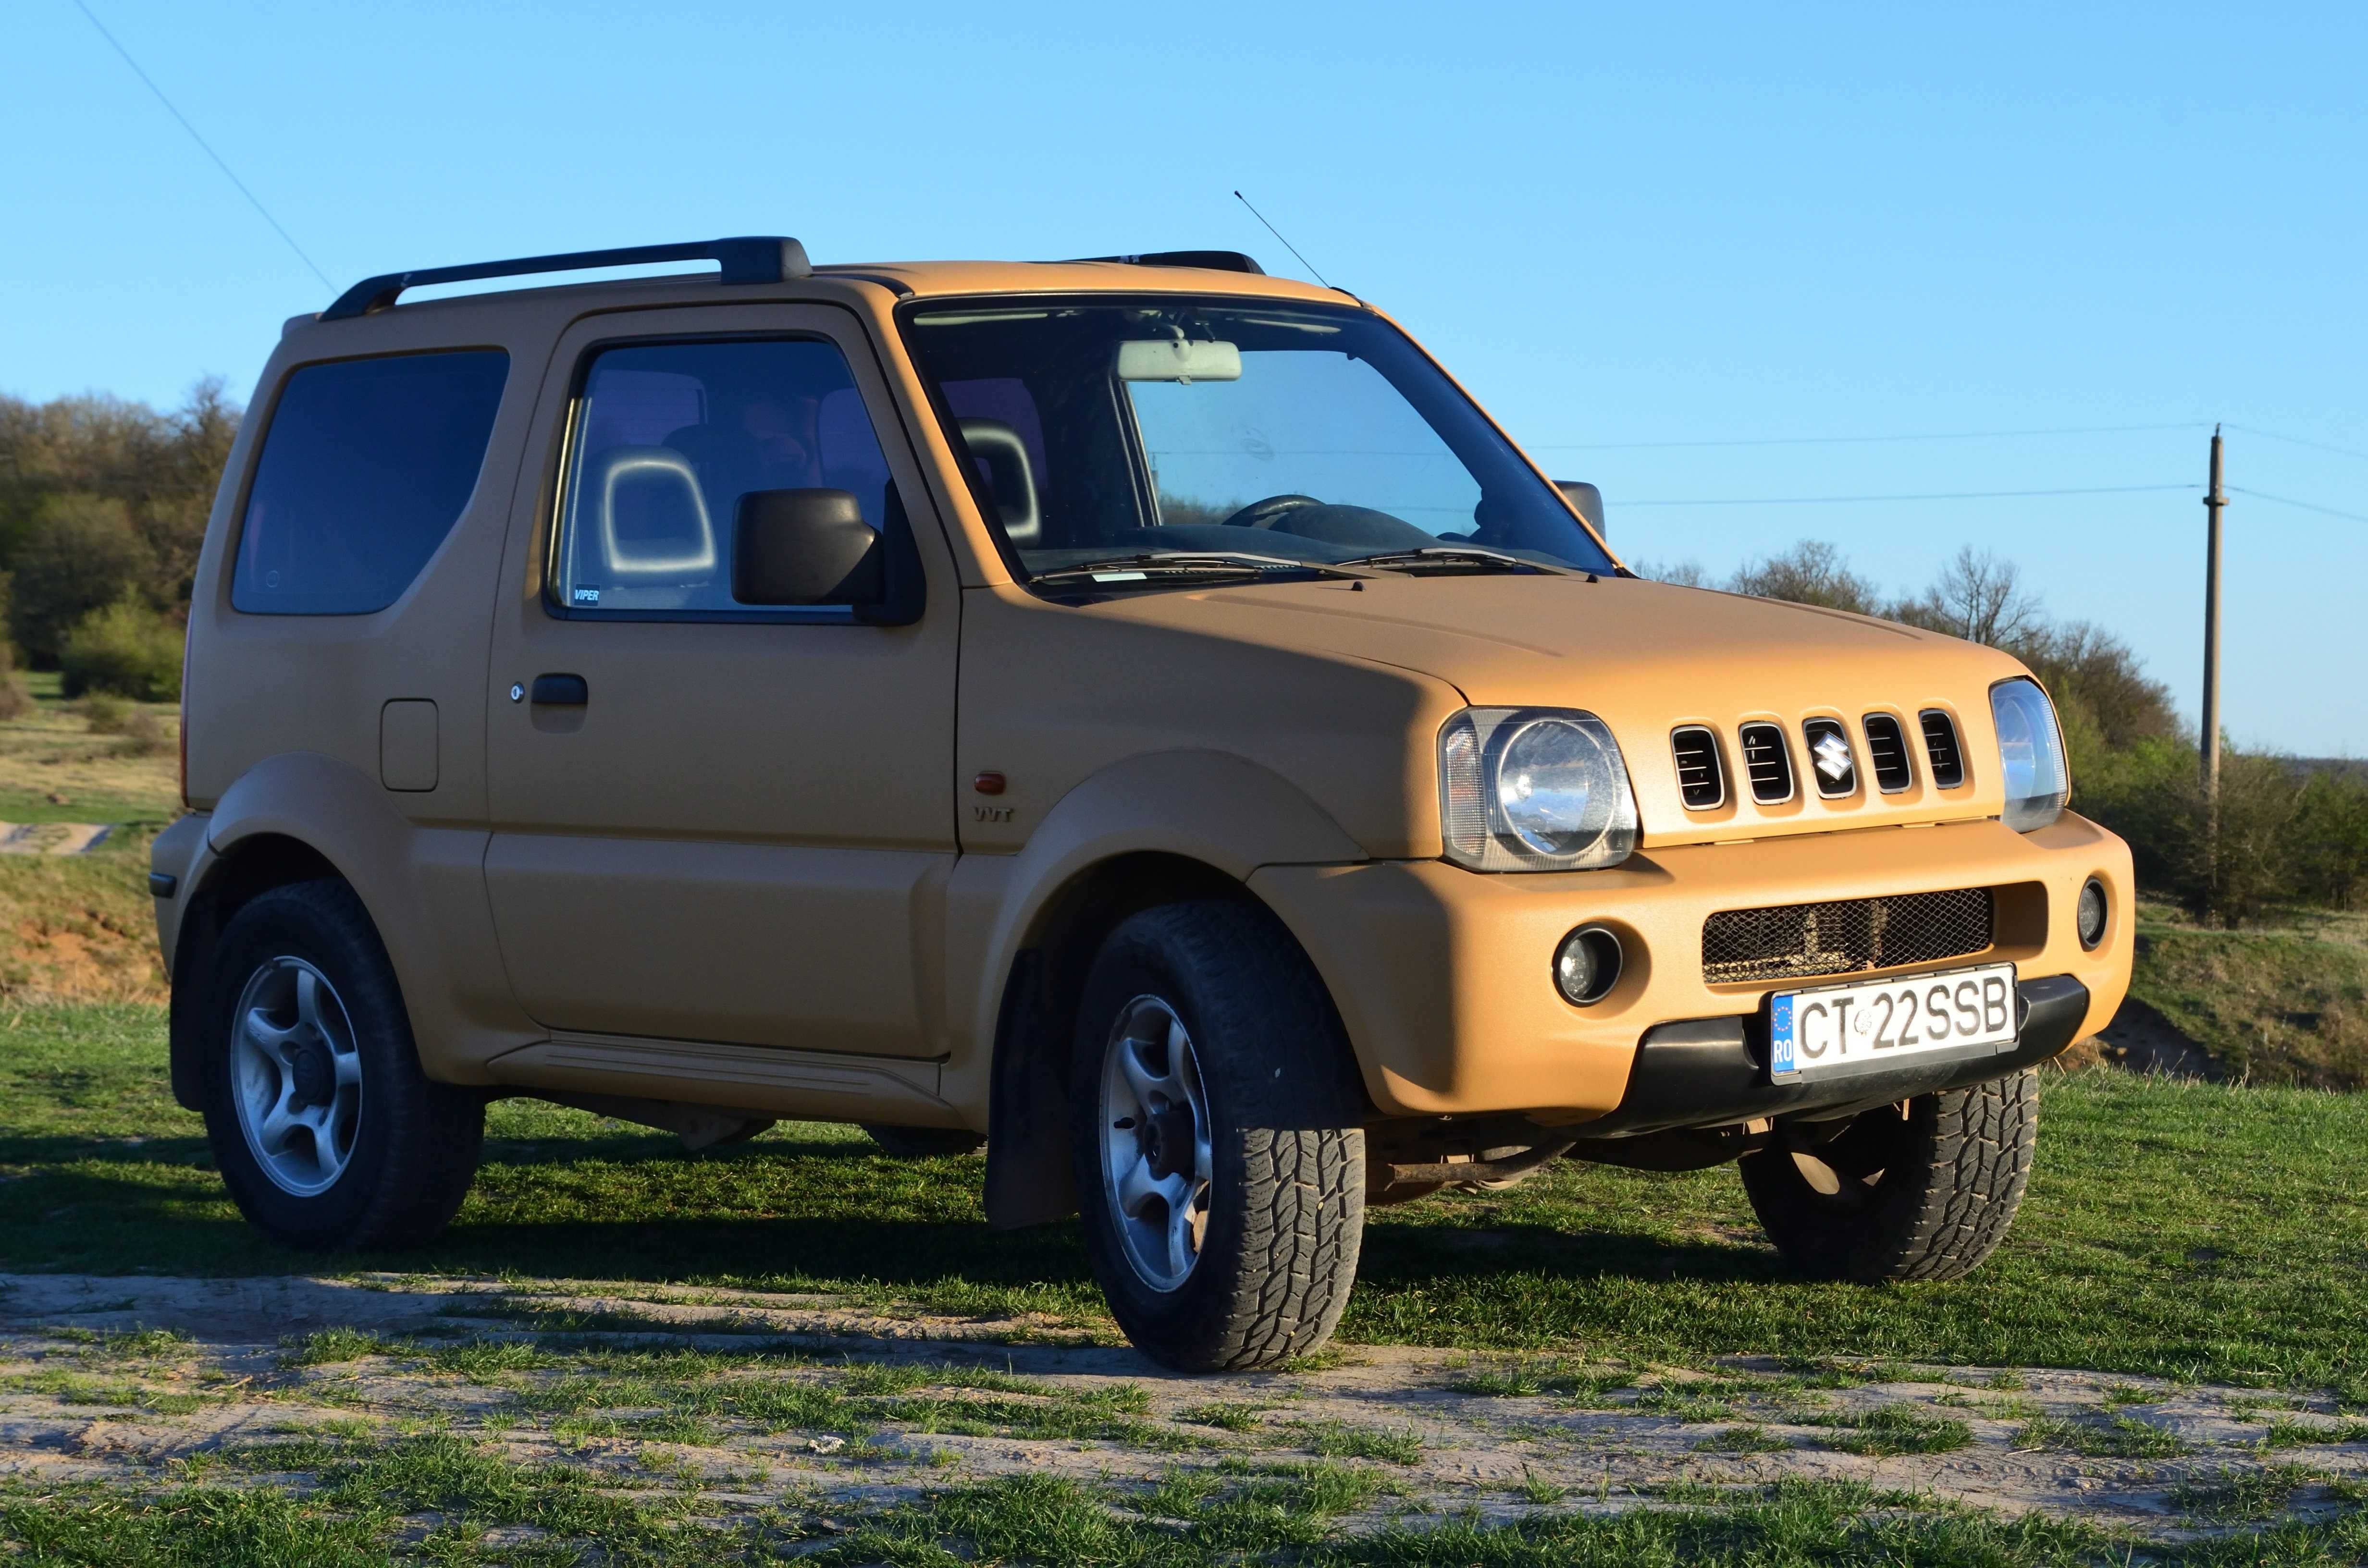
[
  {"left": 1740, "top": 1069, "right": 2038, "bottom": 1283},
  {"left": 199, "top": 881, "right": 485, "bottom": 1251},
  {"left": 1070, "top": 901, "right": 1367, "bottom": 1372}
]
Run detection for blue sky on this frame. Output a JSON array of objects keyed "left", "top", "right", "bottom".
[{"left": 5, "top": 1, "right": 2363, "bottom": 752}]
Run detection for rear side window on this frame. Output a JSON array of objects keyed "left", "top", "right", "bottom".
[{"left": 232, "top": 351, "right": 509, "bottom": 614}]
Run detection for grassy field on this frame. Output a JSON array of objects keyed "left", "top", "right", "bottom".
[
  {"left": 0, "top": 671, "right": 174, "bottom": 1004},
  {"left": 15, "top": 1462, "right": 2363, "bottom": 1567},
  {"left": 2131, "top": 900, "right": 2368, "bottom": 1088},
  {"left": 4, "top": 1001, "right": 2364, "bottom": 1403},
  {"left": 5, "top": 1003, "right": 2368, "bottom": 1563}
]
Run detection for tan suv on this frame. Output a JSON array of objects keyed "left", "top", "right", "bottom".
[{"left": 153, "top": 236, "right": 2132, "bottom": 1371}]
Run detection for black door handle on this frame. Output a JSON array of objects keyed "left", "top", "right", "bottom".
[{"left": 530, "top": 673, "right": 588, "bottom": 706}]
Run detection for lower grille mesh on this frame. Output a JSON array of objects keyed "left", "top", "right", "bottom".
[{"left": 1702, "top": 888, "right": 1994, "bottom": 984}]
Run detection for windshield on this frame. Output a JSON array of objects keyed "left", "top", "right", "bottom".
[{"left": 900, "top": 299, "right": 1616, "bottom": 584}]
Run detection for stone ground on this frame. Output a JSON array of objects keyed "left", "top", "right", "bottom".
[{"left": 3, "top": 1271, "right": 2362, "bottom": 1541}]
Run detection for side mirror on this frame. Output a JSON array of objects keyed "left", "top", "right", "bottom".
[
  {"left": 733, "top": 489, "right": 882, "bottom": 606},
  {"left": 1555, "top": 480, "right": 1605, "bottom": 536}
]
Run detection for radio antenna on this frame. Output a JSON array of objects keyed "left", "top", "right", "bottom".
[{"left": 1233, "top": 191, "right": 1330, "bottom": 288}]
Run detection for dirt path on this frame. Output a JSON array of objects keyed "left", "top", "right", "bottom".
[{"left": 3, "top": 1271, "right": 2362, "bottom": 1543}]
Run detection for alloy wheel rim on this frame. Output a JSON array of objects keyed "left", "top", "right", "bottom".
[
  {"left": 231, "top": 956, "right": 364, "bottom": 1198},
  {"left": 1099, "top": 994, "right": 1213, "bottom": 1292}
]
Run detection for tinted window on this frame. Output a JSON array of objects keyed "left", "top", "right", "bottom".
[
  {"left": 233, "top": 351, "right": 509, "bottom": 614},
  {"left": 553, "top": 338, "right": 892, "bottom": 615}
]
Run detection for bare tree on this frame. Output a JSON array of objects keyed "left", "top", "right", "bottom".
[
  {"left": 1895, "top": 546, "right": 2043, "bottom": 647},
  {"left": 1629, "top": 557, "right": 1708, "bottom": 587},
  {"left": 1727, "top": 540, "right": 1880, "bottom": 614}
]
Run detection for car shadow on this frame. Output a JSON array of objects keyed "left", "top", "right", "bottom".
[{"left": 0, "top": 1131, "right": 1782, "bottom": 1296}]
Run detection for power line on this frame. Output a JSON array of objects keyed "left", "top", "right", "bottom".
[
  {"left": 1616, "top": 483, "right": 2199, "bottom": 508},
  {"left": 65, "top": 0, "right": 332, "bottom": 290},
  {"left": 2223, "top": 425, "right": 2368, "bottom": 464},
  {"left": 1530, "top": 421, "right": 2205, "bottom": 452},
  {"left": 2228, "top": 486, "right": 2368, "bottom": 525}
]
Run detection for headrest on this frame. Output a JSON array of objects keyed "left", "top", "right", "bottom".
[
  {"left": 590, "top": 445, "right": 716, "bottom": 582},
  {"left": 957, "top": 418, "right": 1041, "bottom": 547}
]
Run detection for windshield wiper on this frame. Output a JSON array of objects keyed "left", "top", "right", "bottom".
[
  {"left": 1334, "top": 546, "right": 1581, "bottom": 576},
  {"left": 1029, "top": 551, "right": 1377, "bottom": 587}
]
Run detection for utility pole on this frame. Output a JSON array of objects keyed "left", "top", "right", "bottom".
[{"left": 2200, "top": 426, "right": 2226, "bottom": 817}]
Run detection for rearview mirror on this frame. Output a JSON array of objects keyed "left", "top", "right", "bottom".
[
  {"left": 1116, "top": 338, "right": 1242, "bottom": 382},
  {"left": 733, "top": 489, "right": 882, "bottom": 606}
]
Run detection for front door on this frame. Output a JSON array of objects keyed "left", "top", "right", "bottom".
[{"left": 482, "top": 303, "right": 958, "bottom": 1058}]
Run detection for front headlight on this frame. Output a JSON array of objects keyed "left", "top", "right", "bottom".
[
  {"left": 1990, "top": 677, "right": 2069, "bottom": 833},
  {"left": 1439, "top": 709, "right": 1639, "bottom": 870}
]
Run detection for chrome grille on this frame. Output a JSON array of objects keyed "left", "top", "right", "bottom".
[
  {"left": 1862, "top": 713, "right": 1913, "bottom": 793},
  {"left": 1703, "top": 888, "right": 1995, "bottom": 984},
  {"left": 1671, "top": 726, "right": 1725, "bottom": 809},
  {"left": 1920, "top": 709, "right": 1965, "bottom": 788},
  {"left": 1738, "top": 723, "right": 1794, "bottom": 803}
]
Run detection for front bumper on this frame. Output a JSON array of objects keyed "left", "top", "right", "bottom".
[
  {"left": 1248, "top": 811, "right": 2133, "bottom": 1120},
  {"left": 1577, "top": 974, "right": 2088, "bottom": 1138}
]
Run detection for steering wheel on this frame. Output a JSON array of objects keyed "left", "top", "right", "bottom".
[{"left": 1221, "top": 494, "right": 1324, "bottom": 530}]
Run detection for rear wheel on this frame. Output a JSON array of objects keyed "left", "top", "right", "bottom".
[
  {"left": 199, "top": 881, "right": 484, "bottom": 1251},
  {"left": 1069, "top": 900, "right": 1367, "bottom": 1372},
  {"left": 1739, "top": 1069, "right": 2038, "bottom": 1283}
]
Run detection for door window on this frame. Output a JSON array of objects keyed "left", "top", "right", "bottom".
[{"left": 552, "top": 338, "right": 894, "bottom": 616}]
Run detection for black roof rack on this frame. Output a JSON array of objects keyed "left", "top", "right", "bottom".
[
  {"left": 1062, "top": 250, "right": 1265, "bottom": 275},
  {"left": 321, "top": 236, "right": 812, "bottom": 321}
]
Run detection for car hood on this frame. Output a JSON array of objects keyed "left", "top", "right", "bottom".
[{"left": 1085, "top": 573, "right": 2031, "bottom": 848}]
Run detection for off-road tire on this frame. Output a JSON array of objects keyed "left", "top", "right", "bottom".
[
  {"left": 1740, "top": 1069, "right": 2038, "bottom": 1283},
  {"left": 199, "top": 880, "right": 485, "bottom": 1251},
  {"left": 1069, "top": 900, "right": 1367, "bottom": 1372},
  {"left": 862, "top": 1124, "right": 986, "bottom": 1157}
]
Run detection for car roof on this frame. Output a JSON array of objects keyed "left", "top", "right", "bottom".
[{"left": 282, "top": 256, "right": 1354, "bottom": 342}]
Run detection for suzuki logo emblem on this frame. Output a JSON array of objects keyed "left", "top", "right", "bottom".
[{"left": 1813, "top": 731, "right": 1854, "bottom": 783}]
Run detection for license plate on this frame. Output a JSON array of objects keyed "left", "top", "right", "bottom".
[{"left": 1768, "top": 962, "right": 2018, "bottom": 1081}]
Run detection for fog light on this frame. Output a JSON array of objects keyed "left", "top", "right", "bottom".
[
  {"left": 1553, "top": 925, "right": 1624, "bottom": 1006},
  {"left": 2076, "top": 878, "right": 2108, "bottom": 950}
]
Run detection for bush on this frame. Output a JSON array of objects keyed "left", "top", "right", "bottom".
[
  {"left": 2075, "top": 736, "right": 2313, "bottom": 926},
  {"left": 59, "top": 597, "right": 182, "bottom": 702},
  {"left": 2293, "top": 768, "right": 2368, "bottom": 910},
  {"left": 114, "top": 709, "right": 170, "bottom": 757},
  {"left": 9, "top": 493, "right": 155, "bottom": 666},
  {"left": 0, "top": 610, "right": 31, "bottom": 722}
]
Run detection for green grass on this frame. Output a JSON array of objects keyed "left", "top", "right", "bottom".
[
  {"left": 2015, "top": 1413, "right": 2191, "bottom": 1458},
  {"left": 5, "top": 1002, "right": 2368, "bottom": 1404},
  {"left": 7, "top": 1461, "right": 2360, "bottom": 1568},
  {"left": 1289, "top": 1419, "right": 1424, "bottom": 1465},
  {"left": 777, "top": 1470, "right": 2368, "bottom": 1568},
  {"left": 1445, "top": 1357, "right": 1631, "bottom": 1401},
  {"left": 2169, "top": 1464, "right": 2327, "bottom": 1522},
  {"left": 2130, "top": 904, "right": 2368, "bottom": 1088},
  {"left": 2260, "top": 1417, "right": 2368, "bottom": 1449},
  {"left": 1815, "top": 1404, "right": 1974, "bottom": 1456},
  {"left": 1177, "top": 1400, "right": 1275, "bottom": 1433},
  {"left": 1693, "top": 1424, "right": 1792, "bottom": 1454},
  {"left": 5, "top": 1459, "right": 2365, "bottom": 1568}
]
